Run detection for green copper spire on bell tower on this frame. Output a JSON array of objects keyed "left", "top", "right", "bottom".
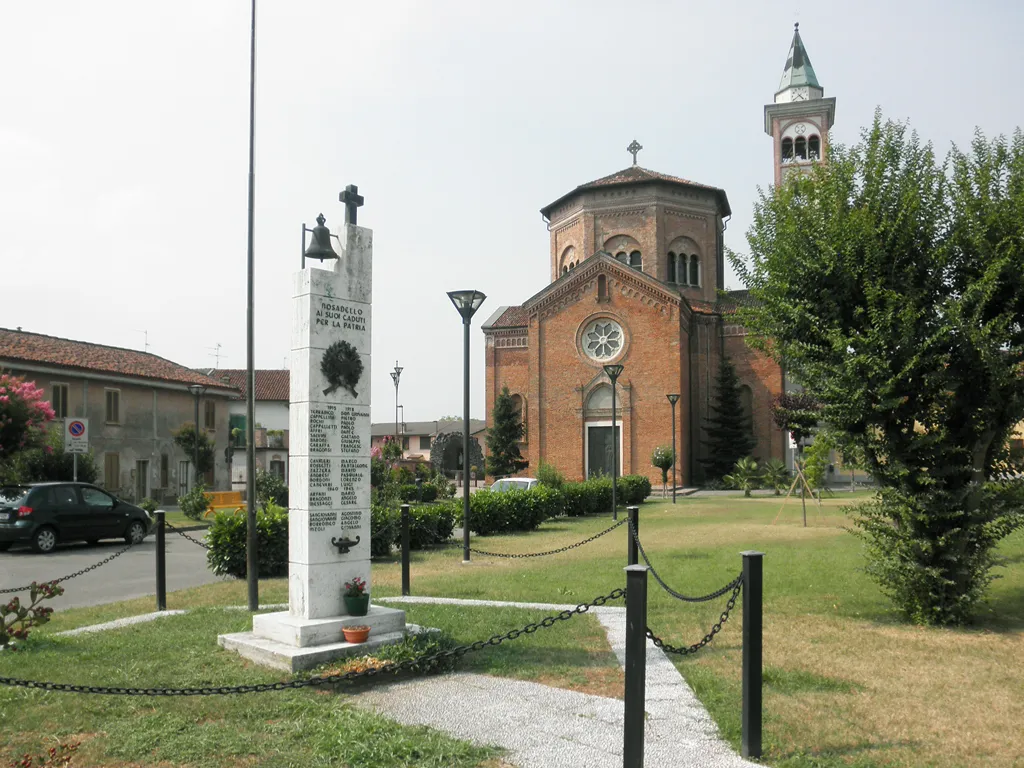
[{"left": 778, "top": 22, "right": 821, "bottom": 93}]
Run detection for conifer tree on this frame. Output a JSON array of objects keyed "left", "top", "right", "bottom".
[
  {"left": 486, "top": 386, "right": 528, "bottom": 478},
  {"left": 700, "top": 356, "right": 756, "bottom": 481}
]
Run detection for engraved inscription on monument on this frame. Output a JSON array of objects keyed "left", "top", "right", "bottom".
[{"left": 309, "top": 405, "right": 337, "bottom": 454}]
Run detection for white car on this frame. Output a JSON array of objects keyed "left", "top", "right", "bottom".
[{"left": 489, "top": 478, "right": 539, "bottom": 492}]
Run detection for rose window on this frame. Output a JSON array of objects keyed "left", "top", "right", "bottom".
[{"left": 583, "top": 320, "right": 623, "bottom": 361}]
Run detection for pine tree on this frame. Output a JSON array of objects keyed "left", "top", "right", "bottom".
[
  {"left": 700, "top": 356, "right": 756, "bottom": 481},
  {"left": 486, "top": 386, "right": 528, "bottom": 478}
]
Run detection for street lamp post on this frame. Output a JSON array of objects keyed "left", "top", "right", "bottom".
[
  {"left": 188, "top": 384, "right": 207, "bottom": 490},
  {"left": 603, "top": 364, "right": 624, "bottom": 520},
  {"left": 447, "top": 289, "right": 486, "bottom": 563},
  {"left": 390, "top": 361, "right": 403, "bottom": 454},
  {"left": 667, "top": 394, "right": 680, "bottom": 504}
]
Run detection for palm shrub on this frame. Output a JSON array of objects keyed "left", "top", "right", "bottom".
[
  {"left": 760, "top": 458, "right": 790, "bottom": 496},
  {"left": 724, "top": 457, "right": 761, "bottom": 497},
  {"left": 206, "top": 503, "right": 288, "bottom": 578}
]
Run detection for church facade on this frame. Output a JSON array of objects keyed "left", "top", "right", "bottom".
[{"left": 482, "top": 25, "right": 834, "bottom": 486}]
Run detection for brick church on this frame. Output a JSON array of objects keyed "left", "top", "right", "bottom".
[{"left": 482, "top": 25, "right": 835, "bottom": 486}]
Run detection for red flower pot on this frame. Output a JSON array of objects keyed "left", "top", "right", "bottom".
[{"left": 342, "top": 625, "right": 371, "bottom": 644}]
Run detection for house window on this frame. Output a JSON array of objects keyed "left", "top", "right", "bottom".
[
  {"left": 781, "top": 137, "right": 794, "bottom": 162},
  {"left": 420, "top": 435, "right": 432, "bottom": 450},
  {"left": 795, "top": 136, "right": 807, "bottom": 160},
  {"left": 689, "top": 255, "right": 700, "bottom": 287},
  {"left": 808, "top": 135, "right": 821, "bottom": 160},
  {"left": 160, "top": 454, "right": 169, "bottom": 488},
  {"left": 402, "top": 436, "right": 410, "bottom": 450},
  {"left": 204, "top": 400, "right": 216, "bottom": 430},
  {"left": 270, "top": 459, "right": 286, "bottom": 480},
  {"left": 104, "top": 452, "right": 120, "bottom": 490},
  {"left": 51, "top": 384, "right": 69, "bottom": 419},
  {"left": 229, "top": 414, "right": 246, "bottom": 447},
  {"left": 629, "top": 251, "right": 642, "bottom": 270},
  {"left": 105, "top": 389, "right": 120, "bottom": 424}
]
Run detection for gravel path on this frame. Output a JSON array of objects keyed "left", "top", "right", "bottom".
[{"left": 369, "top": 596, "right": 758, "bottom": 768}]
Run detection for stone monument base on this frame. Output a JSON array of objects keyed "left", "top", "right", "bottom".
[{"left": 218, "top": 605, "right": 409, "bottom": 672}]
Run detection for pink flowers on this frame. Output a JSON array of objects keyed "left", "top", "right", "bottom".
[{"left": 0, "top": 374, "right": 56, "bottom": 461}]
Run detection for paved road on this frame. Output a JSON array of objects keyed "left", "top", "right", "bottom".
[{"left": 0, "top": 532, "right": 226, "bottom": 610}]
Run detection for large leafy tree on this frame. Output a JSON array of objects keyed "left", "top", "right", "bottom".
[
  {"left": 731, "top": 113, "right": 1024, "bottom": 625},
  {"left": 486, "top": 386, "right": 528, "bottom": 478},
  {"left": 700, "top": 356, "right": 756, "bottom": 481},
  {"left": 173, "top": 423, "right": 215, "bottom": 475}
]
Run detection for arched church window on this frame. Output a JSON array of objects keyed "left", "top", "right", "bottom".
[
  {"left": 689, "top": 255, "right": 700, "bottom": 287},
  {"left": 795, "top": 136, "right": 807, "bottom": 160},
  {"left": 629, "top": 251, "right": 642, "bottom": 270},
  {"left": 808, "top": 135, "right": 821, "bottom": 160},
  {"left": 680, "top": 254, "right": 690, "bottom": 285},
  {"left": 781, "top": 137, "right": 794, "bottom": 162},
  {"left": 667, "top": 252, "right": 677, "bottom": 283},
  {"left": 615, "top": 251, "right": 628, "bottom": 264},
  {"left": 597, "top": 274, "right": 609, "bottom": 302},
  {"left": 586, "top": 385, "right": 613, "bottom": 411},
  {"left": 563, "top": 265, "right": 569, "bottom": 275}
]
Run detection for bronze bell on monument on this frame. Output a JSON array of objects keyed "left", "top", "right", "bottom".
[{"left": 303, "top": 213, "right": 340, "bottom": 262}]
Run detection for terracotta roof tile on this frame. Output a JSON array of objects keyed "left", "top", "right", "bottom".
[
  {"left": 541, "top": 165, "right": 731, "bottom": 217},
  {"left": 209, "top": 369, "right": 290, "bottom": 401},
  {"left": 485, "top": 306, "right": 529, "bottom": 329},
  {"left": 0, "top": 328, "right": 235, "bottom": 390}
]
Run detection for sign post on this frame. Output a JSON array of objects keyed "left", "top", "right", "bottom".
[{"left": 64, "top": 419, "right": 89, "bottom": 482}]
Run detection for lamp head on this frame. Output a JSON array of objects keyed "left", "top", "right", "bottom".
[
  {"left": 188, "top": 383, "right": 206, "bottom": 397},
  {"left": 447, "top": 289, "right": 487, "bottom": 320},
  {"left": 666, "top": 393, "right": 680, "bottom": 405},
  {"left": 603, "top": 364, "right": 624, "bottom": 381}
]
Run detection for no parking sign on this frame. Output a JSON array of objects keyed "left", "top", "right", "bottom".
[{"left": 64, "top": 418, "right": 89, "bottom": 454}]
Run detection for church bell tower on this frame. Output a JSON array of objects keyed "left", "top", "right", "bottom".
[{"left": 764, "top": 24, "right": 836, "bottom": 187}]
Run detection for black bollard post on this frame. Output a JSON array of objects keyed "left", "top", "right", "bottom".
[
  {"left": 627, "top": 505, "right": 639, "bottom": 567},
  {"left": 401, "top": 503, "right": 411, "bottom": 597},
  {"left": 623, "top": 564, "right": 648, "bottom": 768},
  {"left": 741, "top": 550, "right": 765, "bottom": 760},
  {"left": 155, "top": 510, "right": 166, "bottom": 612}
]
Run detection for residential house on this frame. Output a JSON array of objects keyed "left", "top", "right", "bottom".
[
  {"left": 207, "top": 369, "right": 290, "bottom": 488},
  {"left": 370, "top": 418, "right": 487, "bottom": 474},
  {"left": 0, "top": 328, "right": 237, "bottom": 502}
]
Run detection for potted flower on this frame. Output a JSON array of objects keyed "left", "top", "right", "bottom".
[
  {"left": 342, "top": 625, "right": 371, "bottom": 644},
  {"left": 343, "top": 576, "right": 369, "bottom": 616}
]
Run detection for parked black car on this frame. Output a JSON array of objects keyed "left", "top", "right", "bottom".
[{"left": 0, "top": 483, "right": 151, "bottom": 554}]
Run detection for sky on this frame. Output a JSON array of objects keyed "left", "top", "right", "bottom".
[{"left": 2, "top": 1, "right": 1023, "bottom": 424}]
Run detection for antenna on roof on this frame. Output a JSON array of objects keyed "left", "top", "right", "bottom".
[
  {"left": 136, "top": 330, "right": 150, "bottom": 353},
  {"left": 208, "top": 343, "right": 224, "bottom": 367}
]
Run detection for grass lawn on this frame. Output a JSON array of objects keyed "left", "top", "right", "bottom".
[
  {"left": 5, "top": 492, "right": 1022, "bottom": 767},
  {"left": 162, "top": 511, "right": 211, "bottom": 529}
]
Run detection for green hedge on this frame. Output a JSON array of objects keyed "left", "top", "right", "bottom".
[
  {"left": 206, "top": 503, "right": 289, "bottom": 579},
  {"left": 398, "top": 482, "right": 440, "bottom": 503},
  {"left": 370, "top": 502, "right": 459, "bottom": 557},
  {"left": 450, "top": 474, "right": 652, "bottom": 536}
]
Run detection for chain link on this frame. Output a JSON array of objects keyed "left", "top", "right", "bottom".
[
  {"left": 646, "top": 577, "right": 743, "bottom": 656},
  {"left": 469, "top": 517, "right": 626, "bottom": 559},
  {"left": 0, "top": 587, "right": 625, "bottom": 696},
  {"left": 164, "top": 521, "right": 211, "bottom": 550},
  {"left": 628, "top": 519, "right": 742, "bottom": 603},
  {"left": 0, "top": 540, "right": 139, "bottom": 595}
]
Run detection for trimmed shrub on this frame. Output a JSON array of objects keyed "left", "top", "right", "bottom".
[
  {"left": 561, "top": 477, "right": 614, "bottom": 517},
  {"left": 408, "top": 504, "right": 457, "bottom": 549},
  {"left": 618, "top": 474, "right": 653, "bottom": 505},
  {"left": 139, "top": 497, "right": 159, "bottom": 513},
  {"left": 178, "top": 483, "right": 210, "bottom": 521},
  {"left": 255, "top": 469, "right": 289, "bottom": 509},
  {"left": 371, "top": 504, "right": 398, "bottom": 558},
  {"left": 398, "top": 482, "right": 439, "bottom": 503},
  {"left": 207, "top": 503, "right": 288, "bottom": 578}
]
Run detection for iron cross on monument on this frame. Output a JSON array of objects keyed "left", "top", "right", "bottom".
[
  {"left": 627, "top": 139, "right": 643, "bottom": 166},
  {"left": 339, "top": 184, "right": 364, "bottom": 225}
]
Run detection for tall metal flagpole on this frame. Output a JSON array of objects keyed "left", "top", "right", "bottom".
[{"left": 245, "top": 0, "right": 259, "bottom": 612}]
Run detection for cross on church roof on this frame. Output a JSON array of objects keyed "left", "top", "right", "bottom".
[
  {"left": 627, "top": 139, "right": 643, "bottom": 166},
  {"left": 339, "top": 184, "right": 364, "bottom": 225}
]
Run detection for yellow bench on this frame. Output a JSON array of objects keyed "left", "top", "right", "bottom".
[{"left": 204, "top": 491, "right": 244, "bottom": 516}]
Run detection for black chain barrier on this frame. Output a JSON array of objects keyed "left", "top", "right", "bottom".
[
  {"left": 0, "top": 540, "right": 139, "bottom": 595},
  {"left": 469, "top": 517, "right": 626, "bottom": 559},
  {"left": 164, "top": 521, "right": 211, "bottom": 550},
  {"left": 646, "top": 576, "right": 743, "bottom": 656},
  {"left": 0, "top": 587, "right": 624, "bottom": 696},
  {"left": 628, "top": 519, "right": 742, "bottom": 603}
]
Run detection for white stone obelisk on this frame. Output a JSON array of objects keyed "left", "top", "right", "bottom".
[{"left": 220, "top": 207, "right": 406, "bottom": 671}]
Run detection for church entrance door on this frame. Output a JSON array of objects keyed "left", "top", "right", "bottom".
[{"left": 586, "top": 425, "right": 620, "bottom": 479}]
